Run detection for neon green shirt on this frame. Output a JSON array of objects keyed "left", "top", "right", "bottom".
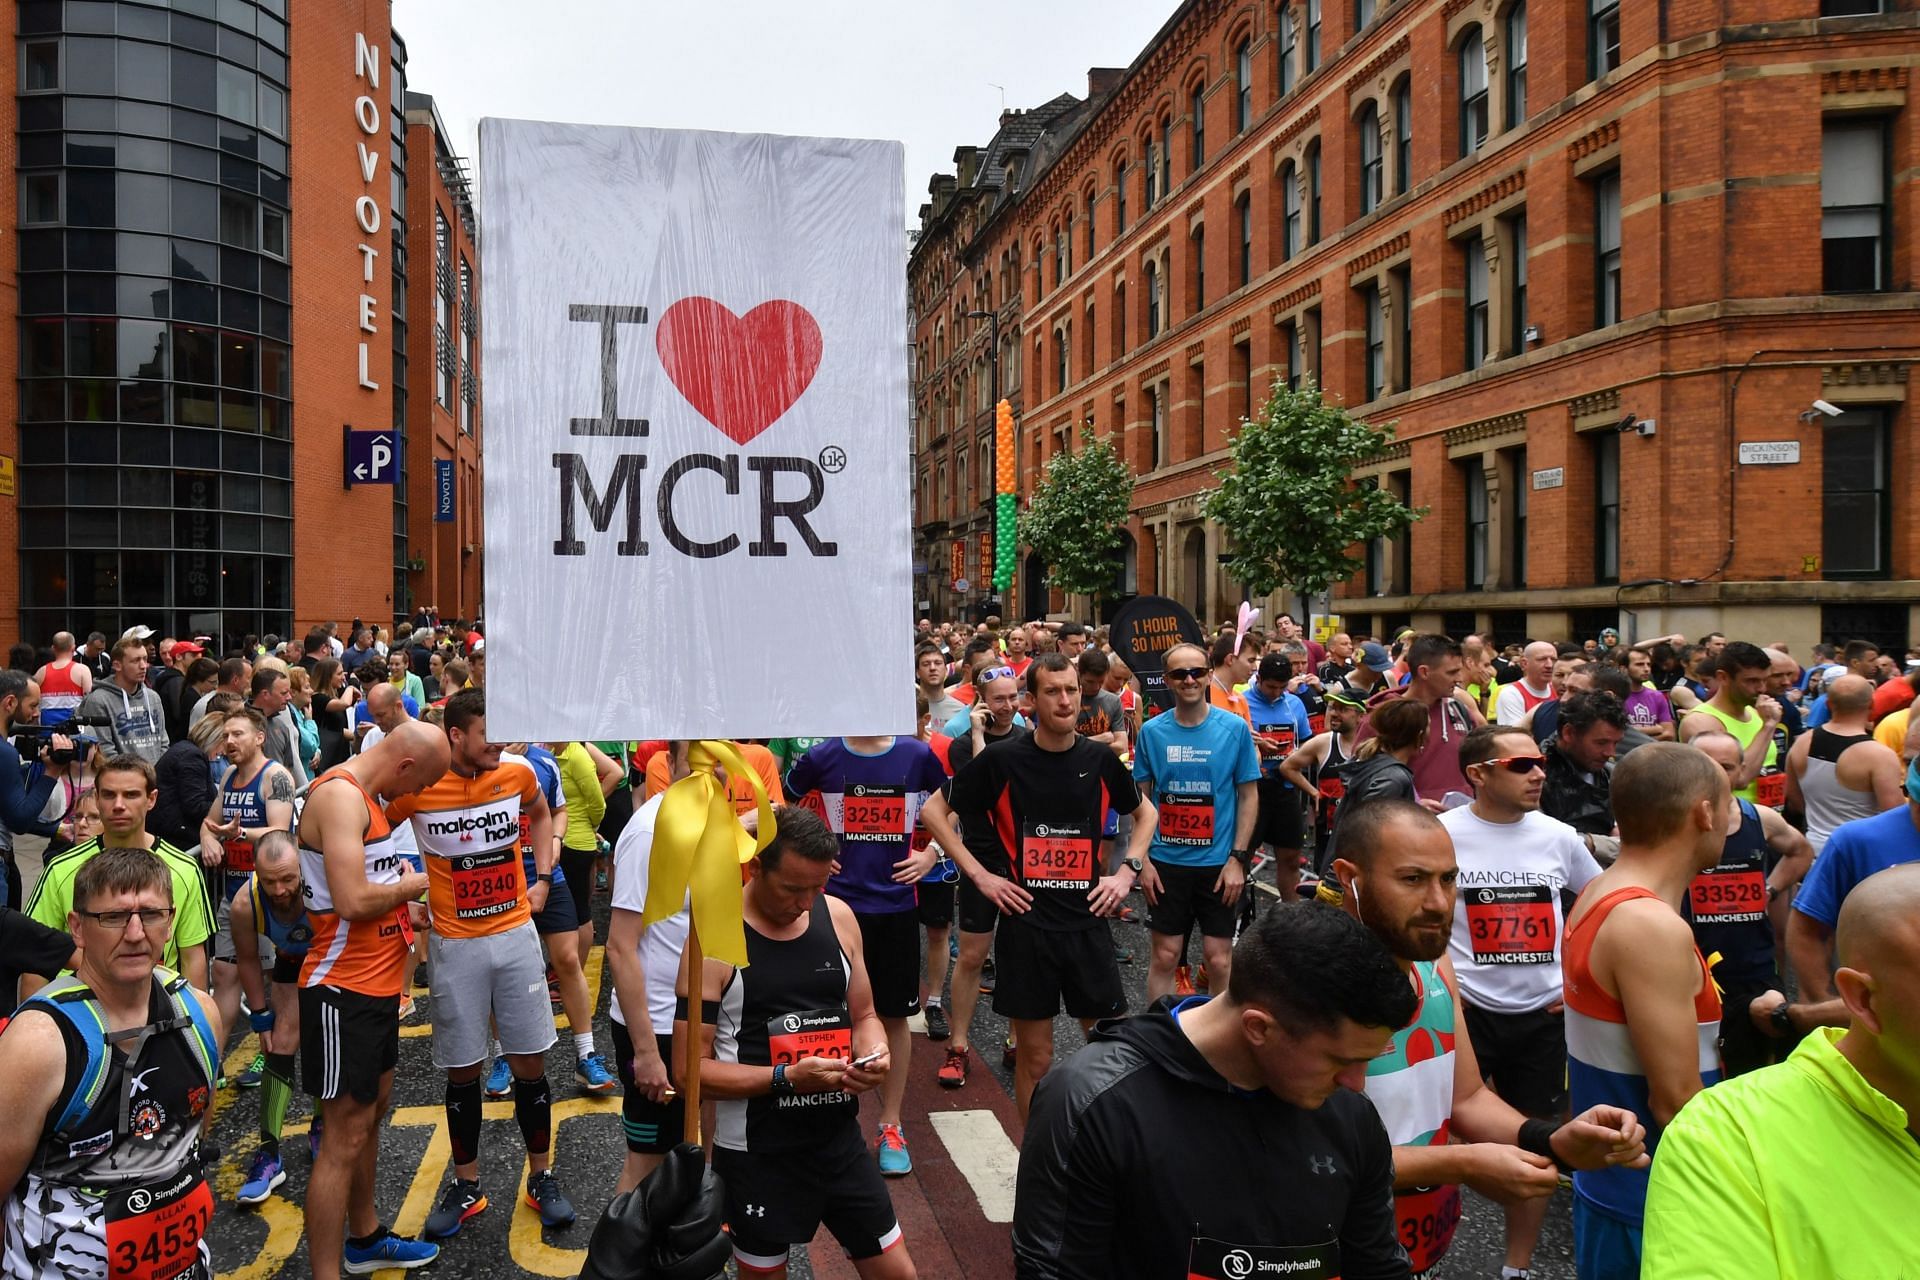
[
  {"left": 25, "top": 836, "right": 215, "bottom": 972},
  {"left": 555, "top": 742, "right": 606, "bottom": 852},
  {"left": 1644, "top": 1026, "right": 1920, "bottom": 1278}
]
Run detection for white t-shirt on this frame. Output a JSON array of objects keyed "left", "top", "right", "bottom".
[
  {"left": 1441, "top": 805, "right": 1602, "bottom": 1014},
  {"left": 607, "top": 795, "right": 688, "bottom": 1036}
]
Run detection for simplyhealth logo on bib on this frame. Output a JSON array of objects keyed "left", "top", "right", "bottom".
[{"left": 478, "top": 120, "right": 913, "bottom": 743}]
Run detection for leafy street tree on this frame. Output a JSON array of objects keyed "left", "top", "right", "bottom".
[
  {"left": 1021, "top": 429, "right": 1135, "bottom": 607},
  {"left": 1203, "top": 378, "right": 1425, "bottom": 611}
]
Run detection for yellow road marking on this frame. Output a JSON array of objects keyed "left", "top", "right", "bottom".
[{"left": 220, "top": 941, "right": 612, "bottom": 1277}]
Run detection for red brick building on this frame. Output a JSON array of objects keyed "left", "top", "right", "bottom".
[
  {"left": 911, "top": 0, "right": 1919, "bottom": 652},
  {"left": 7, "top": 1, "right": 483, "bottom": 647}
]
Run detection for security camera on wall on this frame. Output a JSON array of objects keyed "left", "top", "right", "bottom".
[{"left": 1812, "top": 399, "right": 1843, "bottom": 417}]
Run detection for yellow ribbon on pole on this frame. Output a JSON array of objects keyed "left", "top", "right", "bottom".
[{"left": 643, "top": 739, "right": 777, "bottom": 969}]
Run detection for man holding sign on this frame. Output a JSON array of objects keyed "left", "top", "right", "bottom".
[
  {"left": 1132, "top": 643, "right": 1262, "bottom": 1002},
  {"left": 678, "top": 806, "right": 913, "bottom": 1280}
]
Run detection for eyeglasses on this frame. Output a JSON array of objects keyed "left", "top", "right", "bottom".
[
  {"left": 78, "top": 907, "right": 174, "bottom": 931},
  {"left": 1486, "top": 755, "right": 1546, "bottom": 775},
  {"left": 977, "top": 665, "right": 1016, "bottom": 684},
  {"left": 1165, "top": 667, "right": 1209, "bottom": 683}
]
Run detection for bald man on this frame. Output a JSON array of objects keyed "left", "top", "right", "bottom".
[
  {"left": 1644, "top": 862, "right": 1920, "bottom": 1277},
  {"left": 1494, "top": 642, "right": 1556, "bottom": 725},
  {"left": 1786, "top": 712, "right": 1920, "bottom": 1036},
  {"left": 1561, "top": 743, "right": 1727, "bottom": 1278},
  {"left": 1784, "top": 673, "right": 1903, "bottom": 856}
]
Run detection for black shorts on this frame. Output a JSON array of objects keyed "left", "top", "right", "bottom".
[
  {"left": 611, "top": 1019, "right": 685, "bottom": 1155},
  {"left": 915, "top": 876, "right": 955, "bottom": 928},
  {"left": 299, "top": 984, "right": 399, "bottom": 1103},
  {"left": 529, "top": 872, "right": 581, "bottom": 936},
  {"left": 991, "top": 916, "right": 1125, "bottom": 1022},
  {"left": 855, "top": 909, "right": 921, "bottom": 1019},
  {"left": 598, "top": 786, "right": 635, "bottom": 848},
  {"left": 1462, "top": 1003, "right": 1568, "bottom": 1119},
  {"left": 956, "top": 856, "right": 1010, "bottom": 935},
  {"left": 713, "top": 1126, "right": 902, "bottom": 1266},
  {"left": 1255, "top": 775, "right": 1305, "bottom": 850},
  {"left": 272, "top": 952, "right": 303, "bottom": 985},
  {"left": 559, "top": 846, "right": 597, "bottom": 927},
  {"left": 1146, "top": 860, "right": 1238, "bottom": 940}
]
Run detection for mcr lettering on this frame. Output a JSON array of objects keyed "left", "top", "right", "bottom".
[{"left": 551, "top": 304, "right": 839, "bottom": 561}]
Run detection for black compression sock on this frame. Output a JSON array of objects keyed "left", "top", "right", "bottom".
[
  {"left": 512, "top": 1073, "right": 552, "bottom": 1156},
  {"left": 347, "top": 1226, "right": 388, "bottom": 1248},
  {"left": 446, "top": 1077, "right": 483, "bottom": 1167}
]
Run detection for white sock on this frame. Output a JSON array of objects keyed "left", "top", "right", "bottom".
[
  {"left": 1501, "top": 1268, "right": 1531, "bottom": 1280},
  {"left": 574, "top": 1032, "right": 595, "bottom": 1061},
  {"left": 925, "top": 996, "right": 942, "bottom": 1009}
]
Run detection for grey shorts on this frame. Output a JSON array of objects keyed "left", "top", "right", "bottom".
[{"left": 427, "top": 921, "right": 557, "bottom": 1069}]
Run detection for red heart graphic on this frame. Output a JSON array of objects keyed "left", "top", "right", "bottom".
[{"left": 655, "top": 298, "right": 823, "bottom": 445}]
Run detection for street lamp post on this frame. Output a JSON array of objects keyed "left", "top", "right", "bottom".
[{"left": 966, "top": 308, "right": 1000, "bottom": 612}]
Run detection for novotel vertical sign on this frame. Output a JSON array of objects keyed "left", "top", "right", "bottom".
[{"left": 351, "top": 33, "right": 384, "bottom": 394}]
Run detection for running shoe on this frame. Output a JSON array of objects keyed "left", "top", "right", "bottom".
[
  {"left": 936, "top": 1046, "right": 970, "bottom": 1088},
  {"left": 397, "top": 995, "right": 415, "bottom": 1021},
  {"left": 236, "top": 1150, "right": 284, "bottom": 1205},
  {"left": 575, "top": 1054, "right": 618, "bottom": 1095},
  {"left": 413, "top": 964, "right": 431, "bottom": 990},
  {"left": 876, "top": 1124, "right": 911, "bottom": 1177},
  {"left": 1001, "top": 1035, "right": 1016, "bottom": 1071},
  {"left": 1174, "top": 964, "right": 1197, "bottom": 996},
  {"left": 524, "top": 1169, "right": 577, "bottom": 1227},
  {"left": 424, "top": 1180, "right": 487, "bottom": 1239},
  {"left": 236, "top": 1051, "right": 266, "bottom": 1088},
  {"left": 343, "top": 1229, "right": 439, "bottom": 1273},
  {"left": 924, "top": 1002, "right": 950, "bottom": 1041},
  {"left": 978, "top": 956, "right": 996, "bottom": 994},
  {"left": 484, "top": 1057, "right": 513, "bottom": 1099}
]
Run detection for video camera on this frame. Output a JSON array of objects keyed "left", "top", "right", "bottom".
[{"left": 13, "top": 714, "right": 111, "bottom": 766}]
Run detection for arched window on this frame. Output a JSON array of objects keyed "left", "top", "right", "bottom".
[
  {"left": 1146, "top": 259, "right": 1162, "bottom": 338},
  {"left": 1460, "top": 27, "right": 1489, "bottom": 157},
  {"left": 1084, "top": 188, "right": 1098, "bottom": 258},
  {"left": 1506, "top": 3, "right": 1529, "bottom": 127},
  {"left": 1145, "top": 133, "right": 1161, "bottom": 205},
  {"left": 1306, "top": 143, "right": 1322, "bottom": 244},
  {"left": 1359, "top": 103, "right": 1383, "bottom": 213},
  {"left": 1281, "top": 162, "right": 1301, "bottom": 260},
  {"left": 1235, "top": 39, "right": 1253, "bottom": 131},
  {"left": 1191, "top": 84, "right": 1206, "bottom": 167},
  {"left": 1393, "top": 77, "right": 1413, "bottom": 193},
  {"left": 1115, "top": 159, "right": 1129, "bottom": 232}
]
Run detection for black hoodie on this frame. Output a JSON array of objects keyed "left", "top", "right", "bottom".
[{"left": 1013, "top": 996, "right": 1409, "bottom": 1280}]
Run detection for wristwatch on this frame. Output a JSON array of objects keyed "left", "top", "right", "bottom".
[
  {"left": 1769, "top": 1002, "right": 1795, "bottom": 1039},
  {"left": 1121, "top": 856, "right": 1145, "bottom": 877},
  {"left": 1231, "top": 848, "right": 1253, "bottom": 868},
  {"left": 535, "top": 872, "right": 553, "bottom": 883},
  {"left": 770, "top": 1062, "right": 795, "bottom": 1096}
]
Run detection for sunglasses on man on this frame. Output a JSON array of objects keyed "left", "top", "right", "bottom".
[
  {"left": 1165, "top": 666, "right": 1209, "bottom": 683},
  {"left": 1479, "top": 754, "right": 1546, "bottom": 775}
]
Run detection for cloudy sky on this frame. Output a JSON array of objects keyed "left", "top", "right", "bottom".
[{"left": 397, "top": 0, "right": 1177, "bottom": 216}]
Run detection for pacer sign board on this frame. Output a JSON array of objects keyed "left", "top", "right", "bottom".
[{"left": 479, "top": 120, "right": 911, "bottom": 740}]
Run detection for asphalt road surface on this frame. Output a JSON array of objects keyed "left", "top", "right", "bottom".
[{"left": 205, "top": 882, "right": 1574, "bottom": 1279}]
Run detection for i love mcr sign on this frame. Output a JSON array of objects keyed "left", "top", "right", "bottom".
[{"left": 478, "top": 120, "right": 912, "bottom": 740}]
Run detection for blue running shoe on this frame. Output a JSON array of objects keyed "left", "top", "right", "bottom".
[
  {"left": 575, "top": 1054, "right": 617, "bottom": 1095},
  {"left": 876, "top": 1123, "right": 912, "bottom": 1176},
  {"left": 484, "top": 1056, "right": 513, "bottom": 1099},
  {"left": 237, "top": 1051, "right": 265, "bottom": 1088},
  {"left": 236, "top": 1150, "right": 285, "bottom": 1206},
  {"left": 343, "top": 1229, "right": 439, "bottom": 1273},
  {"left": 524, "top": 1169, "right": 576, "bottom": 1227},
  {"left": 424, "top": 1180, "right": 487, "bottom": 1239}
]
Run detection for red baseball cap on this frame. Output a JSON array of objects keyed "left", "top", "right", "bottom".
[{"left": 173, "top": 640, "right": 206, "bottom": 656}]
